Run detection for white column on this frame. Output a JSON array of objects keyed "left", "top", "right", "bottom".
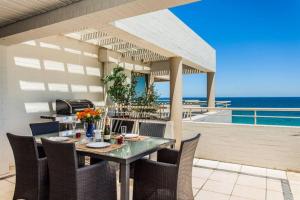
[
  {"left": 169, "top": 57, "right": 183, "bottom": 148},
  {"left": 0, "top": 45, "right": 9, "bottom": 176},
  {"left": 148, "top": 73, "right": 155, "bottom": 87},
  {"left": 207, "top": 72, "right": 216, "bottom": 108}
]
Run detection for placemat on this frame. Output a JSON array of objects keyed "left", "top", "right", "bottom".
[
  {"left": 112, "top": 135, "right": 149, "bottom": 142},
  {"left": 76, "top": 143, "right": 124, "bottom": 154}
]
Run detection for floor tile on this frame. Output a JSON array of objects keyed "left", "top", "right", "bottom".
[
  {"left": 209, "top": 170, "right": 238, "bottom": 183},
  {"left": 192, "top": 177, "right": 207, "bottom": 189},
  {"left": 236, "top": 174, "right": 266, "bottom": 189},
  {"left": 267, "top": 179, "right": 282, "bottom": 192},
  {"left": 232, "top": 185, "right": 266, "bottom": 200},
  {"left": 195, "top": 190, "right": 230, "bottom": 200},
  {"left": 194, "top": 158, "right": 200, "bottom": 165},
  {"left": 5, "top": 176, "right": 16, "bottom": 184},
  {"left": 241, "top": 165, "right": 267, "bottom": 177},
  {"left": 193, "top": 187, "right": 200, "bottom": 196},
  {"left": 202, "top": 179, "right": 235, "bottom": 195},
  {"left": 266, "top": 190, "right": 284, "bottom": 200},
  {"left": 230, "top": 196, "right": 252, "bottom": 200},
  {"left": 197, "top": 159, "right": 219, "bottom": 168},
  {"left": 192, "top": 167, "right": 214, "bottom": 179},
  {"left": 217, "top": 162, "right": 241, "bottom": 172},
  {"left": 287, "top": 172, "right": 300, "bottom": 182},
  {"left": 266, "top": 169, "right": 287, "bottom": 179},
  {"left": 289, "top": 183, "right": 300, "bottom": 197}
]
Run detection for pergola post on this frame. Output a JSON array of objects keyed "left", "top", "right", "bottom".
[
  {"left": 207, "top": 72, "right": 216, "bottom": 108},
  {"left": 169, "top": 57, "right": 183, "bottom": 148}
]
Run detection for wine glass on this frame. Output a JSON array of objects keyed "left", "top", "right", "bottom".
[
  {"left": 121, "top": 126, "right": 127, "bottom": 137},
  {"left": 71, "top": 120, "right": 77, "bottom": 136}
]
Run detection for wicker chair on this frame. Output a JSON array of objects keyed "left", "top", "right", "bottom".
[
  {"left": 133, "top": 134, "right": 201, "bottom": 200},
  {"left": 139, "top": 122, "right": 166, "bottom": 138},
  {"left": 112, "top": 119, "right": 134, "bottom": 133},
  {"left": 30, "top": 121, "right": 60, "bottom": 136},
  {"left": 6, "top": 133, "right": 49, "bottom": 200},
  {"left": 41, "top": 138, "right": 117, "bottom": 200}
]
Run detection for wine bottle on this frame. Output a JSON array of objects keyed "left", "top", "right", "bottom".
[{"left": 103, "top": 117, "right": 111, "bottom": 142}]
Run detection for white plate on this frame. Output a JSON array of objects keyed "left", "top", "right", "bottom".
[
  {"left": 48, "top": 136, "right": 69, "bottom": 142},
  {"left": 86, "top": 142, "right": 111, "bottom": 148},
  {"left": 125, "top": 134, "right": 139, "bottom": 138}
]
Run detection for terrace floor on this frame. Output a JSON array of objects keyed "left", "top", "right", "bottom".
[{"left": 1, "top": 159, "right": 300, "bottom": 200}]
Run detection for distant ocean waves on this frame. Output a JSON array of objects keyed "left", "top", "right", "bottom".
[{"left": 158, "top": 97, "right": 300, "bottom": 127}]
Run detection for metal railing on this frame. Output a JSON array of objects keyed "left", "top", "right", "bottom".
[
  {"left": 183, "top": 106, "right": 300, "bottom": 126},
  {"left": 157, "top": 100, "right": 231, "bottom": 108},
  {"left": 98, "top": 105, "right": 300, "bottom": 126}
]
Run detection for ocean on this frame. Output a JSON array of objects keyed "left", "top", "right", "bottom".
[{"left": 158, "top": 97, "right": 300, "bottom": 127}]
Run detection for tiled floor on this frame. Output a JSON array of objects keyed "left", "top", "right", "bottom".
[{"left": 1, "top": 159, "right": 300, "bottom": 200}]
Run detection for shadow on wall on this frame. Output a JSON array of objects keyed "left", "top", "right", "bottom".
[{"left": 12, "top": 38, "right": 106, "bottom": 114}]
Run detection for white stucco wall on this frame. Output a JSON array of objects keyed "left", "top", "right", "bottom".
[{"left": 0, "top": 36, "right": 104, "bottom": 175}]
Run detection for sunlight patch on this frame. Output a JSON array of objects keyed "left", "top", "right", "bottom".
[
  {"left": 14, "top": 57, "right": 41, "bottom": 69},
  {"left": 40, "top": 42, "right": 61, "bottom": 50},
  {"left": 71, "top": 84, "right": 88, "bottom": 92},
  {"left": 44, "top": 60, "right": 65, "bottom": 71},
  {"left": 89, "top": 85, "right": 103, "bottom": 93},
  {"left": 48, "top": 83, "right": 69, "bottom": 92},
  {"left": 19, "top": 81, "right": 45, "bottom": 91},
  {"left": 67, "top": 64, "right": 85, "bottom": 74},
  {"left": 86, "top": 66, "right": 101, "bottom": 77},
  {"left": 24, "top": 102, "right": 50, "bottom": 113}
]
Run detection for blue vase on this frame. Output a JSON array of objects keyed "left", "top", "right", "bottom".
[{"left": 86, "top": 123, "right": 95, "bottom": 138}]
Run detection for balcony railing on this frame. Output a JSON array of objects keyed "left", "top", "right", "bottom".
[{"left": 183, "top": 106, "right": 300, "bottom": 126}]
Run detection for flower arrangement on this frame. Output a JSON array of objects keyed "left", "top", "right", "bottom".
[{"left": 76, "top": 108, "right": 102, "bottom": 124}]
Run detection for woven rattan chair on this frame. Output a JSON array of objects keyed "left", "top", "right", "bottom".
[
  {"left": 41, "top": 138, "right": 117, "bottom": 200},
  {"left": 7, "top": 133, "right": 49, "bottom": 200},
  {"left": 112, "top": 119, "right": 134, "bottom": 133},
  {"left": 139, "top": 122, "right": 166, "bottom": 138},
  {"left": 30, "top": 121, "right": 60, "bottom": 136},
  {"left": 133, "top": 134, "right": 201, "bottom": 200}
]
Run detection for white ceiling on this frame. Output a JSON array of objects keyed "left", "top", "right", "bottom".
[{"left": 0, "top": 0, "right": 81, "bottom": 27}]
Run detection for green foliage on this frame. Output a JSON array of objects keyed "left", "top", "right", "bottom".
[
  {"left": 133, "top": 83, "right": 159, "bottom": 113},
  {"left": 103, "top": 66, "right": 136, "bottom": 105},
  {"left": 103, "top": 67, "right": 160, "bottom": 118}
]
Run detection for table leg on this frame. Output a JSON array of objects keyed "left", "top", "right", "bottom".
[
  {"left": 77, "top": 155, "right": 85, "bottom": 167},
  {"left": 120, "top": 163, "right": 130, "bottom": 200}
]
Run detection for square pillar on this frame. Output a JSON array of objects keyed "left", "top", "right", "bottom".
[
  {"left": 207, "top": 72, "right": 216, "bottom": 108},
  {"left": 169, "top": 57, "right": 183, "bottom": 148}
]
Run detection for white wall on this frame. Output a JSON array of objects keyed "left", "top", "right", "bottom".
[
  {"left": 183, "top": 122, "right": 300, "bottom": 172},
  {"left": 0, "top": 36, "right": 103, "bottom": 175}
]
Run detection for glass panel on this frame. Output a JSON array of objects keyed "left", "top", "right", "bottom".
[
  {"left": 35, "top": 131, "right": 173, "bottom": 160},
  {"left": 105, "top": 137, "right": 172, "bottom": 159}
]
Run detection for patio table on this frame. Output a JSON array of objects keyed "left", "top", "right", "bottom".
[{"left": 35, "top": 130, "right": 175, "bottom": 200}]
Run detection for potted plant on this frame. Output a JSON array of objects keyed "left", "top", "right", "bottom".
[{"left": 76, "top": 108, "right": 102, "bottom": 138}]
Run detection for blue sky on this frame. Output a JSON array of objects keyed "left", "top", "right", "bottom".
[{"left": 154, "top": 0, "right": 300, "bottom": 97}]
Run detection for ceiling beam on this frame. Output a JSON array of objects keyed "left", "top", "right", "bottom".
[{"left": 0, "top": 0, "right": 199, "bottom": 45}]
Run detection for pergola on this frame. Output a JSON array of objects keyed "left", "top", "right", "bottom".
[{"left": 0, "top": 0, "right": 216, "bottom": 148}]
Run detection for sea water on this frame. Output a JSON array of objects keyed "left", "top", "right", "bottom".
[{"left": 158, "top": 97, "right": 300, "bottom": 126}]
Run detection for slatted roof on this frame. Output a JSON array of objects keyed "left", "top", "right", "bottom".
[{"left": 65, "top": 28, "right": 169, "bottom": 63}]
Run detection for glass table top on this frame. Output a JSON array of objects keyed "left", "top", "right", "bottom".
[{"left": 35, "top": 130, "right": 175, "bottom": 161}]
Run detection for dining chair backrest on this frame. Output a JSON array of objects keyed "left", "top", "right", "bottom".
[
  {"left": 111, "top": 119, "right": 122, "bottom": 133},
  {"left": 120, "top": 120, "right": 134, "bottom": 133},
  {"left": 112, "top": 119, "right": 134, "bottom": 133},
  {"left": 176, "top": 133, "right": 200, "bottom": 199},
  {"left": 41, "top": 139, "right": 78, "bottom": 191},
  {"left": 30, "top": 121, "right": 60, "bottom": 136},
  {"left": 6, "top": 133, "right": 47, "bottom": 200},
  {"left": 139, "top": 122, "right": 166, "bottom": 138}
]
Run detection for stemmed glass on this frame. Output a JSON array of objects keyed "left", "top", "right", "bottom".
[
  {"left": 121, "top": 126, "right": 127, "bottom": 137},
  {"left": 71, "top": 120, "right": 77, "bottom": 136}
]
